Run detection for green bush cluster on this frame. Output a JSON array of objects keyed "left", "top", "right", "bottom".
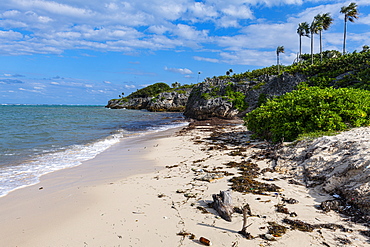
[
  {"left": 244, "top": 87, "right": 370, "bottom": 142},
  {"left": 126, "top": 82, "right": 171, "bottom": 99},
  {"left": 224, "top": 85, "right": 248, "bottom": 111}
]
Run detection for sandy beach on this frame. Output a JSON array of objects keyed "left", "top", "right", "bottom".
[{"left": 0, "top": 120, "right": 369, "bottom": 247}]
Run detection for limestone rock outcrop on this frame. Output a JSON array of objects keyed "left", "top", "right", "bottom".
[
  {"left": 274, "top": 127, "right": 370, "bottom": 215},
  {"left": 106, "top": 89, "right": 191, "bottom": 112},
  {"left": 183, "top": 73, "right": 306, "bottom": 120}
]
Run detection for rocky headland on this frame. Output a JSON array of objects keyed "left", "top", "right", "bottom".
[{"left": 106, "top": 72, "right": 306, "bottom": 120}]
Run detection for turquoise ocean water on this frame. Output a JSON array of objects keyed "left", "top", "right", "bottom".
[{"left": 0, "top": 105, "right": 187, "bottom": 197}]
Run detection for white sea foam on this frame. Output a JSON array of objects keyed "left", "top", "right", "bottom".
[
  {"left": 0, "top": 122, "right": 188, "bottom": 197},
  {"left": 0, "top": 133, "right": 122, "bottom": 197}
]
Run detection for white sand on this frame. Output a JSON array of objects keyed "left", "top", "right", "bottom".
[{"left": 0, "top": 123, "right": 368, "bottom": 247}]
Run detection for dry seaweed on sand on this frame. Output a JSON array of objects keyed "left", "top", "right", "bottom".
[
  {"left": 283, "top": 218, "right": 315, "bottom": 232},
  {"left": 267, "top": 221, "right": 288, "bottom": 237},
  {"left": 229, "top": 176, "right": 281, "bottom": 194},
  {"left": 275, "top": 204, "right": 290, "bottom": 214},
  {"left": 225, "top": 161, "right": 260, "bottom": 177},
  {"left": 225, "top": 160, "right": 282, "bottom": 194}
]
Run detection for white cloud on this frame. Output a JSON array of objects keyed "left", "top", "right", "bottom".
[
  {"left": 164, "top": 66, "right": 193, "bottom": 74},
  {"left": 0, "top": 0, "right": 368, "bottom": 65},
  {"left": 124, "top": 85, "right": 136, "bottom": 89},
  {"left": 193, "top": 56, "right": 220, "bottom": 63}
]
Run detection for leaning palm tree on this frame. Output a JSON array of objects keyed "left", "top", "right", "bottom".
[
  {"left": 340, "top": 2, "right": 359, "bottom": 54},
  {"left": 276, "top": 46, "right": 284, "bottom": 74},
  {"left": 297, "top": 22, "right": 310, "bottom": 62},
  {"left": 314, "top": 13, "right": 334, "bottom": 61},
  {"left": 310, "top": 18, "right": 319, "bottom": 64}
]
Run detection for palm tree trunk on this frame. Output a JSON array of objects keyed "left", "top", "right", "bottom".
[
  {"left": 343, "top": 18, "right": 347, "bottom": 54},
  {"left": 311, "top": 33, "right": 314, "bottom": 64},
  {"left": 320, "top": 30, "right": 323, "bottom": 62},
  {"left": 299, "top": 35, "right": 302, "bottom": 62},
  {"left": 277, "top": 54, "right": 280, "bottom": 74}
]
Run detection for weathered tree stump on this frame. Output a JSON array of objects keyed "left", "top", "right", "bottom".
[{"left": 212, "top": 190, "right": 234, "bottom": 222}]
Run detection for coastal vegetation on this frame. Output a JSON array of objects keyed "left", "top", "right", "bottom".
[
  {"left": 244, "top": 86, "right": 370, "bottom": 143},
  {"left": 119, "top": 82, "right": 194, "bottom": 100}
]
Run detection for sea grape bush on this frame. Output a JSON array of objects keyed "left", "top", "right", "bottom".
[{"left": 244, "top": 87, "right": 370, "bottom": 142}]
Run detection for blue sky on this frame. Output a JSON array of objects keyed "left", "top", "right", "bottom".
[{"left": 0, "top": 0, "right": 369, "bottom": 105}]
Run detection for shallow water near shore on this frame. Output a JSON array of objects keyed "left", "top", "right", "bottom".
[{"left": 0, "top": 105, "right": 186, "bottom": 197}]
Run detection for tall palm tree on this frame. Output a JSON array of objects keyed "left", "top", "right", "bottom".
[
  {"left": 310, "top": 18, "right": 319, "bottom": 64},
  {"left": 340, "top": 2, "right": 359, "bottom": 54},
  {"left": 314, "top": 13, "right": 334, "bottom": 61},
  {"left": 276, "top": 46, "right": 284, "bottom": 74},
  {"left": 297, "top": 22, "right": 310, "bottom": 62}
]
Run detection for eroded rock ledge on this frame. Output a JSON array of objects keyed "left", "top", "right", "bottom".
[{"left": 274, "top": 127, "right": 370, "bottom": 216}]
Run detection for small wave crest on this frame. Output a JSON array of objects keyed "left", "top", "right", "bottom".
[
  {"left": 0, "top": 132, "right": 122, "bottom": 197},
  {"left": 0, "top": 121, "right": 188, "bottom": 197}
]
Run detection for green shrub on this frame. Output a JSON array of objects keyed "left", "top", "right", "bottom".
[
  {"left": 225, "top": 85, "right": 248, "bottom": 111},
  {"left": 127, "top": 82, "right": 171, "bottom": 98},
  {"left": 244, "top": 87, "right": 370, "bottom": 142},
  {"left": 201, "top": 93, "right": 211, "bottom": 100}
]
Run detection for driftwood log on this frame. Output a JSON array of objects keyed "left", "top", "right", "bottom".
[
  {"left": 238, "top": 204, "right": 253, "bottom": 239},
  {"left": 212, "top": 190, "right": 234, "bottom": 222}
]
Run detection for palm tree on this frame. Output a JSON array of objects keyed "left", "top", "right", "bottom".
[
  {"left": 297, "top": 22, "right": 310, "bottom": 62},
  {"left": 362, "top": 45, "right": 370, "bottom": 53},
  {"left": 276, "top": 46, "right": 284, "bottom": 74},
  {"left": 310, "top": 18, "right": 320, "bottom": 64},
  {"left": 314, "top": 13, "right": 334, "bottom": 61},
  {"left": 340, "top": 2, "right": 359, "bottom": 54},
  {"left": 226, "top": 69, "right": 233, "bottom": 76}
]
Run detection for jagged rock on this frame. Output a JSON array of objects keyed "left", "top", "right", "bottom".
[
  {"left": 184, "top": 73, "right": 306, "bottom": 120},
  {"left": 106, "top": 89, "right": 191, "bottom": 112},
  {"left": 107, "top": 72, "right": 307, "bottom": 119}
]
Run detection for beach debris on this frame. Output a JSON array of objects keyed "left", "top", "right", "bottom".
[
  {"left": 319, "top": 198, "right": 370, "bottom": 223},
  {"left": 267, "top": 221, "right": 287, "bottom": 237},
  {"left": 228, "top": 148, "right": 247, "bottom": 156},
  {"left": 320, "top": 200, "right": 342, "bottom": 212},
  {"left": 196, "top": 206, "right": 210, "bottom": 214},
  {"left": 212, "top": 190, "right": 234, "bottom": 222},
  {"left": 289, "top": 212, "right": 298, "bottom": 217},
  {"left": 275, "top": 204, "right": 290, "bottom": 214},
  {"left": 229, "top": 176, "right": 281, "bottom": 195},
  {"left": 287, "top": 179, "right": 304, "bottom": 186},
  {"left": 335, "top": 237, "right": 352, "bottom": 245},
  {"left": 196, "top": 172, "right": 225, "bottom": 182},
  {"left": 39, "top": 187, "right": 43, "bottom": 190},
  {"left": 238, "top": 204, "right": 254, "bottom": 239},
  {"left": 283, "top": 218, "right": 314, "bottom": 232},
  {"left": 132, "top": 211, "right": 145, "bottom": 214},
  {"left": 282, "top": 197, "right": 299, "bottom": 204},
  {"left": 261, "top": 168, "right": 275, "bottom": 174},
  {"left": 177, "top": 231, "right": 195, "bottom": 240},
  {"left": 262, "top": 234, "right": 276, "bottom": 241},
  {"left": 166, "top": 164, "right": 179, "bottom": 169},
  {"left": 226, "top": 161, "right": 282, "bottom": 195},
  {"left": 184, "top": 193, "right": 197, "bottom": 198},
  {"left": 360, "top": 230, "right": 370, "bottom": 238},
  {"left": 199, "top": 236, "right": 212, "bottom": 246},
  {"left": 157, "top": 193, "right": 165, "bottom": 198}
]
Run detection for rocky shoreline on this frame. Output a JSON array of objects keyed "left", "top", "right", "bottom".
[{"left": 106, "top": 73, "right": 306, "bottom": 120}]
